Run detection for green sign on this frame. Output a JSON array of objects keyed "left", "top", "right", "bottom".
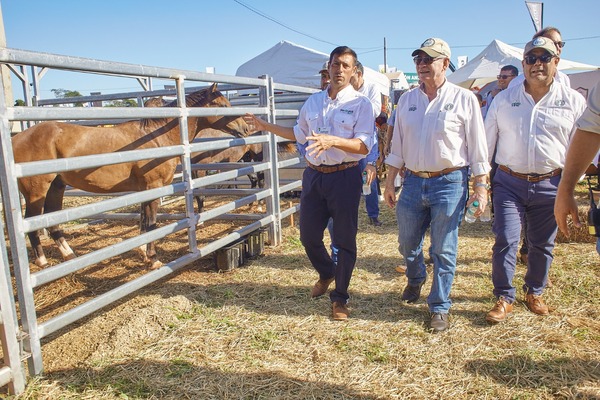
[{"left": 404, "top": 72, "right": 419, "bottom": 85}]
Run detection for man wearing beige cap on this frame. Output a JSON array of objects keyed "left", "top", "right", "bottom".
[
  {"left": 485, "top": 37, "right": 586, "bottom": 324},
  {"left": 383, "top": 38, "right": 490, "bottom": 333},
  {"left": 319, "top": 61, "right": 330, "bottom": 90}
]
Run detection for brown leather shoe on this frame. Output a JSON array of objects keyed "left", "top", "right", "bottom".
[
  {"left": 429, "top": 312, "right": 449, "bottom": 333},
  {"left": 401, "top": 275, "right": 427, "bottom": 303},
  {"left": 332, "top": 301, "right": 349, "bottom": 321},
  {"left": 524, "top": 293, "right": 549, "bottom": 316},
  {"left": 486, "top": 298, "right": 514, "bottom": 324},
  {"left": 311, "top": 277, "right": 334, "bottom": 298}
]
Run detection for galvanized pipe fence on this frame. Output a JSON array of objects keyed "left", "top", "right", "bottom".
[{"left": 0, "top": 46, "right": 315, "bottom": 389}]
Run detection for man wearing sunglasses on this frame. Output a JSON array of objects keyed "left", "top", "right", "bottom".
[
  {"left": 484, "top": 37, "right": 586, "bottom": 324},
  {"left": 383, "top": 38, "right": 490, "bottom": 333},
  {"left": 509, "top": 26, "right": 570, "bottom": 89},
  {"left": 508, "top": 27, "right": 570, "bottom": 268},
  {"left": 482, "top": 65, "right": 518, "bottom": 118}
]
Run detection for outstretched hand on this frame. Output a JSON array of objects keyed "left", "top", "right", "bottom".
[{"left": 243, "top": 114, "right": 267, "bottom": 134}]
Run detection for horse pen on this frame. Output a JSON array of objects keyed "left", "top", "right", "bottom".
[{"left": 0, "top": 46, "right": 313, "bottom": 395}]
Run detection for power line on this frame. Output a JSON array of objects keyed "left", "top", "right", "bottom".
[{"left": 233, "top": 0, "right": 339, "bottom": 47}]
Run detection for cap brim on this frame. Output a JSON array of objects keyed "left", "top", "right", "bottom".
[{"left": 412, "top": 48, "right": 444, "bottom": 58}]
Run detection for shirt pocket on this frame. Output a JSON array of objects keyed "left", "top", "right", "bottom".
[
  {"left": 437, "top": 111, "right": 461, "bottom": 134},
  {"left": 307, "top": 113, "right": 319, "bottom": 134},
  {"left": 544, "top": 107, "right": 576, "bottom": 135},
  {"left": 333, "top": 113, "right": 355, "bottom": 138}
]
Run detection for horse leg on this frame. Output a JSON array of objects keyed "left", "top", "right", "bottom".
[
  {"left": 24, "top": 205, "right": 48, "bottom": 268},
  {"left": 44, "top": 176, "right": 76, "bottom": 261},
  {"left": 139, "top": 199, "right": 162, "bottom": 269},
  {"left": 192, "top": 169, "right": 206, "bottom": 216},
  {"left": 253, "top": 172, "right": 266, "bottom": 212}
]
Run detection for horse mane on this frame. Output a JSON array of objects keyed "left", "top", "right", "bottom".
[{"left": 139, "top": 84, "right": 218, "bottom": 130}]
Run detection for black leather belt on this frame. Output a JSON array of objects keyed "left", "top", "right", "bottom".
[
  {"left": 307, "top": 161, "right": 359, "bottom": 174},
  {"left": 499, "top": 165, "right": 562, "bottom": 182}
]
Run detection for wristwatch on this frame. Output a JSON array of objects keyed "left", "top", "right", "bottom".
[
  {"left": 367, "top": 161, "right": 377, "bottom": 166},
  {"left": 474, "top": 182, "right": 491, "bottom": 190}
]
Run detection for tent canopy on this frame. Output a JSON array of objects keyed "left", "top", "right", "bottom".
[
  {"left": 236, "top": 40, "right": 395, "bottom": 95},
  {"left": 448, "top": 39, "right": 599, "bottom": 89}
]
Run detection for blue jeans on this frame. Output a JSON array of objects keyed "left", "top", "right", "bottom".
[
  {"left": 359, "top": 158, "right": 380, "bottom": 218},
  {"left": 491, "top": 169, "right": 558, "bottom": 303},
  {"left": 396, "top": 168, "right": 468, "bottom": 313}
]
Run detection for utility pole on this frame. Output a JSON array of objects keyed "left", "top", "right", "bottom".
[{"left": 383, "top": 37, "right": 387, "bottom": 73}]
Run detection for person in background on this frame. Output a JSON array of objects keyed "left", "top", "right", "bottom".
[
  {"left": 555, "top": 80, "right": 600, "bottom": 256},
  {"left": 297, "top": 62, "right": 330, "bottom": 160},
  {"left": 319, "top": 61, "right": 330, "bottom": 91},
  {"left": 351, "top": 61, "right": 383, "bottom": 226},
  {"left": 384, "top": 38, "right": 490, "bottom": 333},
  {"left": 243, "top": 46, "right": 375, "bottom": 321},
  {"left": 482, "top": 65, "right": 518, "bottom": 119},
  {"left": 485, "top": 37, "right": 585, "bottom": 324}
]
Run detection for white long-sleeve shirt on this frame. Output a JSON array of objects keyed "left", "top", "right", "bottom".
[
  {"left": 293, "top": 85, "right": 375, "bottom": 166},
  {"left": 485, "top": 80, "right": 586, "bottom": 174},
  {"left": 386, "top": 80, "right": 490, "bottom": 176}
]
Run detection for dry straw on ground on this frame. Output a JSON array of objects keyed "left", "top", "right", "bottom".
[{"left": 6, "top": 184, "right": 600, "bottom": 399}]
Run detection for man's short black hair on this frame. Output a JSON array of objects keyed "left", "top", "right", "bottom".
[
  {"left": 500, "top": 65, "right": 519, "bottom": 77},
  {"left": 329, "top": 46, "right": 358, "bottom": 66}
]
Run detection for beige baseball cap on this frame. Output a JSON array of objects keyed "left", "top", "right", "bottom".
[
  {"left": 523, "top": 36, "right": 558, "bottom": 56},
  {"left": 412, "top": 38, "right": 451, "bottom": 59},
  {"left": 319, "top": 61, "right": 329, "bottom": 73}
]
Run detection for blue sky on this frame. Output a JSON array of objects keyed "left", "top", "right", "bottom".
[{"left": 3, "top": 0, "right": 599, "bottom": 99}]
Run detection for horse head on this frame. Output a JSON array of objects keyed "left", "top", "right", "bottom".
[{"left": 187, "top": 83, "right": 251, "bottom": 139}]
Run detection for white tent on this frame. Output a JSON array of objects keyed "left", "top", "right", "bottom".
[
  {"left": 236, "top": 40, "right": 395, "bottom": 95},
  {"left": 448, "top": 39, "right": 599, "bottom": 89}
]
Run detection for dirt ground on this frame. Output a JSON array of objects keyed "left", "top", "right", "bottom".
[{"left": 3, "top": 187, "right": 600, "bottom": 399}]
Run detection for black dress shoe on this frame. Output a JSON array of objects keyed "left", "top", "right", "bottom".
[
  {"left": 401, "top": 275, "right": 427, "bottom": 303},
  {"left": 369, "top": 217, "right": 382, "bottom": 226},
  {"left": 430, "top": 312, "right": 449, "bottom": 333}
]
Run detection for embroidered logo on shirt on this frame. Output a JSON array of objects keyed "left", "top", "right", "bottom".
[
  {"left": 340, "top": 109, "right": 354, "bottom": 115},
  {"left": 444, "top": 103, "right": 454, "bottom": 111},
  {"left": 511, "top": 102, "right": 521, "bottom": 107},
  {"left": 555, "top": 99, "right": 566, "bottom": 106},
  {"left": 409, "top": 104, "right": 417, "bottom": 111}
]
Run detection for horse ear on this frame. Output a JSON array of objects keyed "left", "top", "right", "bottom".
[{"left": 210, "top": 82, "right": 218, "bottom": 93}]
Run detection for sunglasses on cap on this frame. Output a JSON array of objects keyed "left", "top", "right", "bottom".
[
  {"left": 497, "top": 74, "right": 515, "bottom": 79},
  {"left": 524, "top": 54, "right": 555, "bottom": 65},
  {"left": 413, "top": 56, "right": 443, "bottom": 65}
]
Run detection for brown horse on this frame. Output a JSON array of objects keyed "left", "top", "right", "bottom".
[
  {"left": 12, "top": 83, "right": 250, "bottom": 269},
  {"left": 190, "top": 129, "right": 297, "bottom": 213}
]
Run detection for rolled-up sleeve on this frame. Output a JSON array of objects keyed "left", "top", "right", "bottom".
[
  {"left": 577, "top": 82, "right": 600, "bottom": 135},
  {"left": 465, "top": 93, "right": 491, "bottom": 176}
]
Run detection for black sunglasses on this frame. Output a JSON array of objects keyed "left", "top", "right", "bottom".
[
  {"left": 497, "top": 74, "right": 515, "bottom": 79},
  {"left": 554, "top": 41, "right": 566, "bottom": 48},
  {"left": 524, "top": 54, "right": 555, "bottom": 65},
  {"left": 413, "top": 56, "right": 442, "bottom": 65}
]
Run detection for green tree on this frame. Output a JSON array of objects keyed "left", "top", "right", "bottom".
[
  {"left": 51, "top": 88, "right": 85, "bottom": 107},
  {"left": 105, "top": 99, "right": 138, "bottom": 107},
  {"left": 14, "top": 99, "right": 25, "bottom": 106}
]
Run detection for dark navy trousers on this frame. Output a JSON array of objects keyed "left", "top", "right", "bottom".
[
  {"left": 491, "top": 168, "right": 558, "bottom": 303},
  {"left": 299, "top": 164, "right": 362, "bottom": 304}
]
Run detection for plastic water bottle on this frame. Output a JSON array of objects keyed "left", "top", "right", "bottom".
[
  {"left": 480, "top": 199, "right": 492, "bottom": 222},
  {"left": 464, "top": 200, "right": 479, "bottom": 223},
  {"left": 362, "top": 171, "right": 371, "bottom": 195}
]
